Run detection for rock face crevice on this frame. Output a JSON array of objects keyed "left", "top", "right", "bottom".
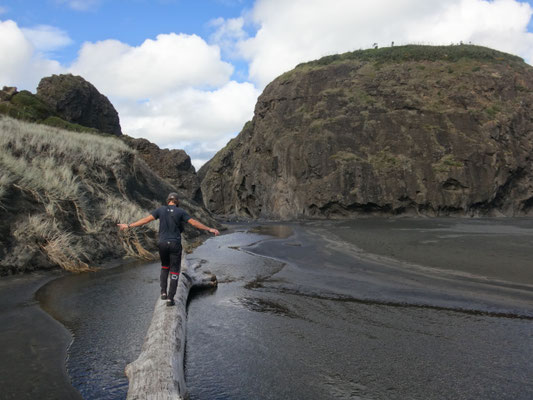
[{"left": 200, "top": 45, "right": 533, "bottom": 219}]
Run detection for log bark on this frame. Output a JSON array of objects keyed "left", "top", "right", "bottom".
[{"left": 125, "top": 254, "right": 217, "bottom": 400}]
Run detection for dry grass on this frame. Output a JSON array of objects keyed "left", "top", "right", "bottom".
[
  {"left": 0, "top": 171, "right": 14, "bottom": 208},
  {"left": 0, "top": 115, "right": 131, "bottom": 165},
  {"left": 41, "top": 233, "right": 93, "bottom": 272},
  {"left": 12, "top": 214, "right": 93, "bottom": 272},
  {"left": 0, "top": 116, "right": 132, "bottom": 202},
  {"left": 105, "top": 196, "right": 158, "bottom": 260},
  {"left": 0, "top": 116, "right": 159, "bottom": 272}
]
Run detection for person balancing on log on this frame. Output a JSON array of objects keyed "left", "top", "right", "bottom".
[{"left": 117, "top": 192, "right": 220, "bottom": 306}]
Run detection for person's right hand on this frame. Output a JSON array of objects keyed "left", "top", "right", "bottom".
[{"left": 208, "top": 228, "right": 220, "bottom": 236}]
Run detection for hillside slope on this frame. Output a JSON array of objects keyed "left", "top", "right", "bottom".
[
  {"left": 0, "top": 117, "right": 218, "bottom": 275},
  {"left": 200, "top": 45, "right": 533, "bottom": 219},
  {"left": 0, "top": 81, "right": 203, "bottom": 207}
]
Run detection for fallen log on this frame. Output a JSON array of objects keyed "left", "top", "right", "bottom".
[{"left": 125, "top": 254, "right": 217, "bottom": 400}]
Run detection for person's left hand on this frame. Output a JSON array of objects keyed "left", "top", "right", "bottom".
[
  {"left": 117, "top": 223, "right": 129, "bottom": 231},
  {"left": 209, "top": 228, "right": 220, "bottom": 236}
]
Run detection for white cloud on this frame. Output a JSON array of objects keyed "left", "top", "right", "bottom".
[
  {"left": 118, "top": 80, "right": 259, "bottom": 150},
  {"left": 225, "top": 0, "right": 533, "bottom": 87},
  {"left": 68, "top": 33, "right": 259, "bottom": 168},
  {"left": 70, "top": 33, "right": 234, "bottom": 98},
  {"left": 0, "top": 20, "right": 63, "bottom": 89},
  {"left": 21, "top": 25, "right": 73, "bottom": 53},
  {"left": 209, "top": 17, "right": 248, "bottom": 57}
]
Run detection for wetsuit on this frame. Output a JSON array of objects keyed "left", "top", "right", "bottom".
[{"left": 151, "top": 205, "right": 191, "bottom": 300}]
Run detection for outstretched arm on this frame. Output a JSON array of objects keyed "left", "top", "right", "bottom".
[
  {"left": 188, "top": 218, "right": 220, "bottom": 236},
  {"left": 117, "top": 215, "right": 155, "bottom": 231}
]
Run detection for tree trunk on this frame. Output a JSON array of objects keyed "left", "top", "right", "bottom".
[{"left": 125, "top": 254, "right": 217, "bottom": 400}]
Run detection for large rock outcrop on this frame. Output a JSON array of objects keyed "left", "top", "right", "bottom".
[
  {"left": 36, "top": 74, "right": 122, "bottom": 135},
  {"left": 121, "top": 136, "right": 202, "bottom": 204},
  {"left": 200, "top": 45, "right": 533, "bottom": 219}
]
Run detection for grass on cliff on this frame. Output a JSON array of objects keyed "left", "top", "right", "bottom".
[
  {"left": 0, "top": 90, "right": 102, "bottom": 134},
  {"left": 0, "top": 116, "right": 158, "bottom": 272},
  {"left": 295, "top": 44, "right": 524, "bottom": 70}
]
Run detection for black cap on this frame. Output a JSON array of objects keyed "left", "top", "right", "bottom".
[{"left": 166, "top": 192, "right": 179, "bottom": 205}]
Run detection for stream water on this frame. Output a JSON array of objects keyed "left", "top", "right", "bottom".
[{"left": 6, "top": 218, "right": 533, "bottom": 399}]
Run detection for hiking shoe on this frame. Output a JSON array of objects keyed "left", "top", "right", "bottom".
[
  {"left": 166, "top": 299, "right": 175, "bottom": 307},
  {"left": 160, "top": 293, "right": 167, "bottom": 300}
]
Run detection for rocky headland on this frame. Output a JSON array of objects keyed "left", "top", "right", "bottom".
[
  {"left": 36, "top": 74, "right": 122, "bottom": 135},
  {"left": 200, "top": 45, "right": 533, "bottom": 219},
  {"left": 0, "top": 75, "right": 119, "bottom": 135}
]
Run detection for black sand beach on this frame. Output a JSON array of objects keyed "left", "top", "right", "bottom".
[
  {"left": 185, "top": 218, "right": 533, "bottom": 400},
  {"left": 1, "top": 218, "right": 532, "bottom": 399}
]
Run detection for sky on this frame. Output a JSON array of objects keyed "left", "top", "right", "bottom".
[{"left": 1, "top": 0, "right": 533, "bottom": 169}]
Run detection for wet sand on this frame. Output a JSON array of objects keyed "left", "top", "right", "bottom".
[
  {"left": 185, "top": 218, "right": 533, "bottom": 400},
  {"left": 0, "top": 271, "right": 82, "bottom": 400},
  {"left": 329, "top": 217, "right": 533, "bottom": 286}
]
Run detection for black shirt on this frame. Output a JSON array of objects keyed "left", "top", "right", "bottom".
[{"left": 151, "top": 205, "right": 191, "bottom": 242}]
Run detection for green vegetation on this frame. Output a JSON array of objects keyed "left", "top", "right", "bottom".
[
  {"left": 348, "top": 88, "right": 375, "bottom": 106},
  {"left": 432, "top": 154, "right": 464, "bottom": 173},
  {"left": 0, "top": 116, "right": 157, "bottom": 272},
  {"left": 331, "top": 150, "right": 361, "bottom": 162},
  {"left": 485, "top": 105, "right": 501, "bottom": 117},
  {"left": 0, "top": 90, "right": 105, "bottom": 135},
  {"left": 42, "top": 116, "right": 101, "bottom": 134},
  {"left": 330, "top": 147, "right": 412, "bottom": 172},
  {"left": 309, "top": 118, "right": 326, "bottom": 131},
  {"left": 0, "top": 91, "right": 55, "bottom": 121},
  {"left": 296, "top": 44, "right": 524, "bottom": 69},
  {"left": 368, "top": 149, "right": 412, "bottom": 172},
  {"left": 321, "top": 87, "right": 346, "bottom": 96}
]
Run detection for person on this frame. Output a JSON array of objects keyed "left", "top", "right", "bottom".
[{"left": 117, "top": 192, "right": 219, "bottom": 306}]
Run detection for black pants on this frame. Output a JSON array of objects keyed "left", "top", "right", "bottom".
[{"left": 158, "top": 240, "right": 182, "bottom": 300}]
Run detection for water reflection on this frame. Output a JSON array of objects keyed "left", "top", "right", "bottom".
[
  {"left": 248, "top": 224, "right": 294, "bottom": 238},
  {"left": 37, "top": 260, "right": 160, "bottom": 400}
]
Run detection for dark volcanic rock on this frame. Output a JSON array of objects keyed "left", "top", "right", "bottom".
[
  {"left": 121, "top": 136, "right": 202, "bottom": 203},
  {"left": 0, "top": 86, "right": 17, "bottom": 101},
  {"left": 200, "top": 45, "right": 533, "bottom": 219},
  {"left": 36, "top": 74, "right": 122, "bottom": 135}
]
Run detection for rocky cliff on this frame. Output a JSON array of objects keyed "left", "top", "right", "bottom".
[
  {"left": 200, "top": 45, "right": 533, "bottom": 219},
  {"left": 36, "top": 74, "right": 122, "bottom": 135},
  {"left": 121, "top": 136, "right": 202, "bottom": 204}
]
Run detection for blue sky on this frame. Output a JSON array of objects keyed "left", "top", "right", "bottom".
[
  {"left": 1, "top": 0, "right": 533, "bottom": 168},
  {"left": 1, "top": 0, "right": 256, "bottom": 79}
]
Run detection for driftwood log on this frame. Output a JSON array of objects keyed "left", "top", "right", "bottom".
[{"left": 125, "top": 254, "right": 217, "bottom": 400}]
